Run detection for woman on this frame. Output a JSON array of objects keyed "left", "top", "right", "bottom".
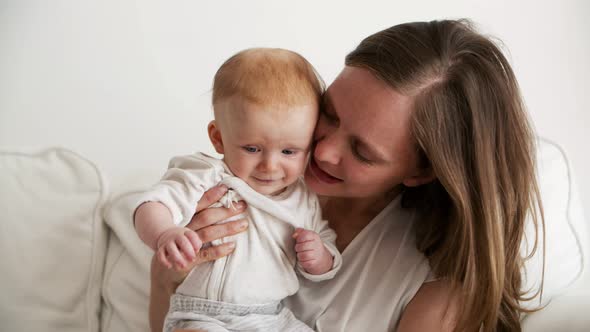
[{"left": 150, "top": 19, "right": 544, "bottom": 332}]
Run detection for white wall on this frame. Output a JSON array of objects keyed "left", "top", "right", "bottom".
[{"left": 1, "top": 0, "right": 589, "bottom": 212}]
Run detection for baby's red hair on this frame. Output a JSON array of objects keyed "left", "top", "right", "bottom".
[{"left": 212, "top": 48, "right": 324, "bottom": 114}]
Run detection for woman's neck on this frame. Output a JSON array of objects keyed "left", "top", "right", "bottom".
[{"left": 320, "top": 187, "right": 402, "bottom": 251}]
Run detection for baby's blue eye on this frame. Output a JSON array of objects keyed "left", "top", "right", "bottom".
[
  {"left": 282, "top": 149, "right": 295, "bottom": 155},
  {"left": 243, "top": 146, "right": 259, "bottom": 153}
]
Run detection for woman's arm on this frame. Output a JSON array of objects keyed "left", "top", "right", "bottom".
[
  {"left": 149, "top": 185, "right": 249, "bottom": 332},
  {"left": 397, "top": 280, "right": 459, "bottom": 332}
]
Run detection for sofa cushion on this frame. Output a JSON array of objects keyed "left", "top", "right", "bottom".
[
  {"left": 101, "top": 191, "right": 153, "bottom": 332},
  {"left": 0, "top": 148, "right": 108, "bottom": 332}
]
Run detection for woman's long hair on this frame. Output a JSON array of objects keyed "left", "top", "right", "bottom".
[{"left": 346, "top": 20, "right": 544, "bottom": 331}]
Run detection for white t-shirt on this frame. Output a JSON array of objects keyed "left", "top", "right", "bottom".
[{"left": 284, "top": 195, "right": 432, "bottom": 331}]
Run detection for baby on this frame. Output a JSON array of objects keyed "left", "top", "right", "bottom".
[{"left": 133, "top": 48, "right": 341, "bottom": 332}]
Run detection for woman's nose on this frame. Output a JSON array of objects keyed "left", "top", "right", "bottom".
[{"left": 313, "top": 128, "right": 342, "bottom": 165}]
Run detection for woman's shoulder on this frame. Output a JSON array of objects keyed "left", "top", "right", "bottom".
[{"left": 397, "top": 280, "right": 458, "bottom": 332}]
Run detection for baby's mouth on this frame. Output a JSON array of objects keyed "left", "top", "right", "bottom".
[{"left": 253, "top": 177, "right": 280, "bottom": 183}]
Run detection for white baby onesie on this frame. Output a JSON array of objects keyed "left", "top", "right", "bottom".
[{"left": 132, "top": 152, "right": 342, "bottom": 305}]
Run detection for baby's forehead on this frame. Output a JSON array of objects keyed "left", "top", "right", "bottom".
[
  {"left": 217, "top": 96, "right": 318, "bottom": 118},
  {"left": 219, "top": 99, "right": 316, "bottom": 134}
]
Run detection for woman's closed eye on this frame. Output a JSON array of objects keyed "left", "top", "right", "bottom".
[{"left": 351, "top": 140, "right": 373, "bottom": 165}]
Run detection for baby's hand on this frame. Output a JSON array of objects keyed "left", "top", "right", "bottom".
[
  {"left": 293, "top": 228, "right": 333, "bottom": 275},
  {"left": 156, "top": 226, "right": 202, "bottom": 271}
]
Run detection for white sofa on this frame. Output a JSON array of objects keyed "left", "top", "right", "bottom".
[{"left": 0, "top": 138, "right": 589, "bottom": 332}]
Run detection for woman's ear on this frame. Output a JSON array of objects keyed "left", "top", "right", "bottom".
[
  {"left": 402, "top": 168, "right": 436, "bottom": 187},
  {"left": 208, "top": 120, "right": 224, "bottom": 154}
]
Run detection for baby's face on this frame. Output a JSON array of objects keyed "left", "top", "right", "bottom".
[{"left": 215, "top": 99, "right": 318, "bottom": 195}]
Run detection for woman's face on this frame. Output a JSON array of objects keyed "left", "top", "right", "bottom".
[{"left": 304, "top": 66, "right": 428, "bottom": 199}]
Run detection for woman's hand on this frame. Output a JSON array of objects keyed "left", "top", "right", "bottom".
[
  {"left": 156, "top": 184, "right": 248, "bottom": 283},
  {"left": 149, "top": 184, "right": 249, "bottom": 332}
]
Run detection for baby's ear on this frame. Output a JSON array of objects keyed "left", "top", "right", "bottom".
[{"left": 208, "top": 121, "right": 224, "bottom": 154}]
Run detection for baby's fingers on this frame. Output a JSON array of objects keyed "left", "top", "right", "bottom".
[
  {"left": 165, "top": 242, "right": 187, "bottom": 269},
  {"left": 158, "top": 248, "right": 172, "bottom": 269},
  {"left": 299, "top": 259, "right": 317, "bottom": 270},
  {"left": 184, "top": 231, "right": 203, "bottom": 254},
  {"left": 297, "top": 250, "right": 316, "bottom": 262},
  {"left": 292, "top": 228, "right": 303, "bottom": 238},
  {"left": 176, "top": 235, "right": 196, "bottom": 261},
  {"left": 294, "top": 229, "right": 317, "bottom": 243},
  {"left": 295, "top": 240, "right": 316, "bottom": 253}
]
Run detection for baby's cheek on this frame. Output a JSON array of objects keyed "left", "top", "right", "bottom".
[
  {"left": 293, "top": 156, "right": 308, "bottom": 175},
  {"left": 227, "top": 156, "right": 251, "bottom": 179}
]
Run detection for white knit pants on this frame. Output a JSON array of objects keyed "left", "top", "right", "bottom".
[{"left": 164, "top": 294, "right": 313, "bottom": 332}]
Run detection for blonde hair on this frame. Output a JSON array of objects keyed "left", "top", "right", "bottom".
[
  {"left": 212, "top": 48, "right": 324, "bottom": 114},
  {"left": 347, "top": 20, "right": 545, "bottom": 331}
]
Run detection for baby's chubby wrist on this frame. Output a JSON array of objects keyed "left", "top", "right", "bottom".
[{"left": 309, "top": 245, "right": 334, "bottom": 275}]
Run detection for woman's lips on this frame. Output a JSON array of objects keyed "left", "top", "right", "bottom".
[{"left": 309, "top": 158, "right": 342, "bottom": 184}]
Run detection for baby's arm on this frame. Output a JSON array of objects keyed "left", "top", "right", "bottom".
[
  {"left": 293, "top": 196, "right": 342, "bottom": 281},
  {"left": 135, "top": 202, "right": 202, "bottom": 270},
  {"left": 133, "top": 153, "right": 224, "bottom": 270}
]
